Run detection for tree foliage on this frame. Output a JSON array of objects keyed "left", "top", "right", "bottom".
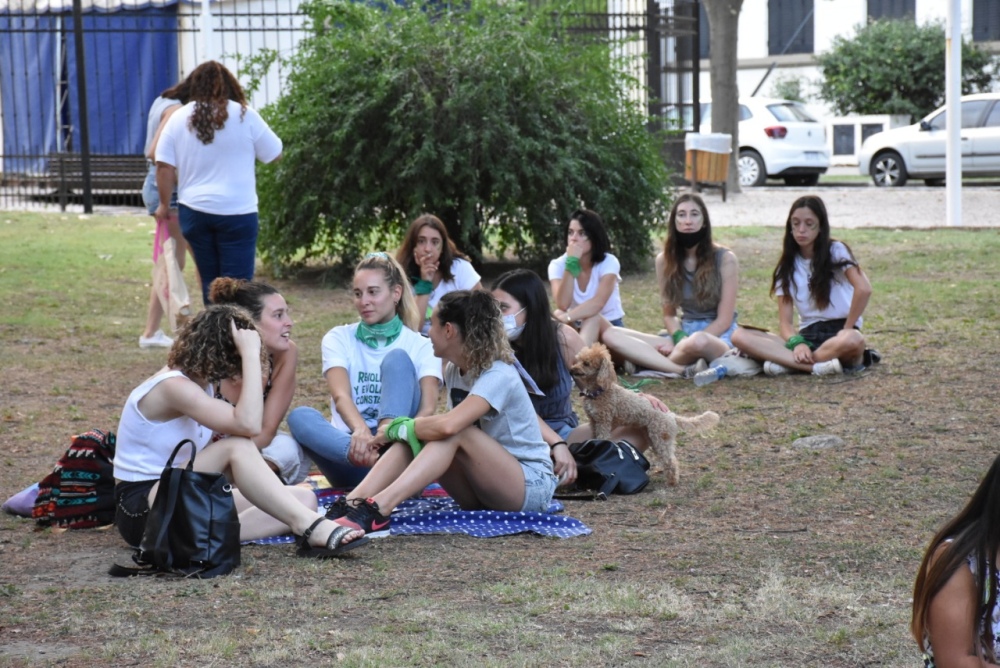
[
  {"left": 256, "top": 0, "right": 670, "bottom": 272},
  {"left": 817, "top": 19, "right": 997, "bottom": 119}
]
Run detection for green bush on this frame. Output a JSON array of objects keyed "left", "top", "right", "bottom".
[
  {"left": 817, "top": 19, "right": 997, "bottom": 119},
  {"left": 256, "top": 0, "right": 670, "bottom": 273}
]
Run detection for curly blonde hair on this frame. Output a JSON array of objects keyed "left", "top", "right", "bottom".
[
  {"left": 185, "top": 61, "right": 247, "bottom": 145},
  {"left": 436, "top": 290, "right": 513, "bottom": 380},
  {"left": 355, "top": 252, "right": 421, "bottom": 332},
  {"left": 167, "top": 304, "right": 270, "bottom": 383}
]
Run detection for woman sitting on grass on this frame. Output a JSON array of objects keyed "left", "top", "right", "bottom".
[
  {"left": 396, "top": 214, "right": 482, "bottom": 334},
  {"left": 209, "top": 277, "right": 311, "bottom": 485},
  {"left": 113, "top": 305, "right": 366, "bottom": 558},
  {"left": 328, "top": 290, "right": 558, "bottom": 537},
  {"left": 287, "top": 252, "right": 441, "bottom": 488},
  {"left": 912, "top": 453, "right": 1000, "bottom": 667},
  {"left": 595, "top": 193, "right": 746, "bottom": 380},
  {"left": 731, "top": 195, "right": 872, "bottom": 376},
  {"left": 548, "top": 209, "right": 625, "bottom": 344}
]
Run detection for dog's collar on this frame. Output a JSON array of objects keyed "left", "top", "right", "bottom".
[{"left": 579, "top": 388, "right": 605, "bottom": 399}]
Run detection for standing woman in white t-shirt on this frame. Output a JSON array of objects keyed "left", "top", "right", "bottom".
[
  {"left": 548, "top": 209, "right": 626, "bottom": 345},
  {"left": 731, "top": 195, "right": 872, "bottom": 376},
  {"left": 154, "top": 60, "right": 283, "bottom": 306},
  {"left": 396, "top": 214, "right": 482, "bottom": 334},
  {"left": 287, "top": 253, "right": 442, "bottom": 488}
]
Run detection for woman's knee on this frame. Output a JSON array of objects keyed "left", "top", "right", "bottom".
[
  {"left": 381, "top": 348, "right": 416, "bottom": 374},
  {"left": 287, "top": 406, "right": 322, "bottom": 435},
  {"left": 731, "top": 327, "right": 750, "bottom": 349}
]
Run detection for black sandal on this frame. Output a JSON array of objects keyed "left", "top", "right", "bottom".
[{"left": 296, "top": 518, "right": 369, "bottom": 558}]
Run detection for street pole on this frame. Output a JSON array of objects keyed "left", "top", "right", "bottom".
[{"left": 945, "top": 0, "right": 961, "bottom": 227}]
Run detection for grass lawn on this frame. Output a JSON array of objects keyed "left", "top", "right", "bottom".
[{"left": 1, "top": 210, "right": 998, "bottom": 666}]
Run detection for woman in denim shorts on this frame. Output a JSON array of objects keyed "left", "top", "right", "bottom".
[{"left": 731, "top": 195, "right": 873, "bottom": 376}]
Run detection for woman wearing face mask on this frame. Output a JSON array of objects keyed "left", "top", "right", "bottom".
[
  {"left": 596, "top": 194, "right": 744, "bottom": 379},
  {"left": 396, "top": 214, "right": 482, "bottom": 334},
  {"left": 287, "top": 253, "right": 442, "bottom": 488}
]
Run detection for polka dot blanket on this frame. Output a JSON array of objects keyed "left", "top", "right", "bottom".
[{"left": 244, "top": 488, "right": 591, "bottom": 545}]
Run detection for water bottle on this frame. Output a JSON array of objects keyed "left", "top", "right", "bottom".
[{"left": 693, "top": 365, "right": 727, "bottom": 387}]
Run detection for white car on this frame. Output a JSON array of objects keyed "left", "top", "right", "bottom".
[
  {"left": 698, "top": 98, "right": 830, "bottom": 187},
  {"left": 858, "top": 93, "right": 1000, "bottom": 187}
]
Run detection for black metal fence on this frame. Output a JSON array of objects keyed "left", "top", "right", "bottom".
[{"left": 0, "top": 0, "right": 699, "bottom": 211}]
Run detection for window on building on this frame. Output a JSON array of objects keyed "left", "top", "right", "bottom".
[
  {"left": 867, "top": 0, "right": 916, "bottom": 21},
  {"left": 973, "top": 0, "right": 1000, "bottom": 42},
  {"left": 676, "top": 1, "right": 709, "bottom": 60},
  {"left": 768, "top": 0, "right": 814, "bottom": 55}
]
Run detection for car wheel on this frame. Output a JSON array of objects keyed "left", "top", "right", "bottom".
[
  {"left": 784, "top": 174, "right": 820, "bottom": 186},
  {"left": 870, "top": 150, "right": 908, "bottom": 187},
  {"left": 738, "top": 150, "right": 766, "bottom": 187}
]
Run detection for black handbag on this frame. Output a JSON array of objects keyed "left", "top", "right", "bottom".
[
  {"left": 569, "top": 439, "right": 651, "bottom": 499},
  {"left": 111, "top": 439, "right": 241, "bottom": 578}
]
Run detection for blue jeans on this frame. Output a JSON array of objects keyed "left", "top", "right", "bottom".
[
  {"left": 287, "top": 349, "right": 423, "bottom": 489},
  {"left": 178, "top": 204, "right": 258, "bottom": 305}
]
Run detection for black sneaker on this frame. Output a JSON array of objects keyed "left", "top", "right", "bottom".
[
  {"left": 324, "top": 495, "right": 352, "bottom": 521},
  {"left": 340, "top": 498, "right": 391, "bottom": 538}
]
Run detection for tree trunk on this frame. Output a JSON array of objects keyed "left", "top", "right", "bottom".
[{"left": 702, "top": 0, "right": 744, "bottom": 194}]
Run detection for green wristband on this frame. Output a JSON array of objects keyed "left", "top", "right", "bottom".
[
  {"left": 671, "top": 330, "right": 688, "bottom": 345},
  {"left": 564, "top": 256, "right": 582, "bottom": 278},
  {"left": 414, "top": 279, "right": 433, "bottom": 296},
  {"left": 386, "top": 417, "right": 424, "bottom": 457},
  {"left": 785, "top": 334, "right": 811, "bottom": 350}
]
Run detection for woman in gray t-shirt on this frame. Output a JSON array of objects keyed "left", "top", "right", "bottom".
[{"left": 331, "top": 291, "right": 558, "bottom": 538}]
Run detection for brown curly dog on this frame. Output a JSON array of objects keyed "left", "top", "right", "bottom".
[{"left": 570, "top": 343, "right": 720, "bottom": 485}]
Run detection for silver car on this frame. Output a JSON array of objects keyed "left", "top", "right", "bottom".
[{"left": 858, "top": 93, "right": 1000, "bottom": 187}]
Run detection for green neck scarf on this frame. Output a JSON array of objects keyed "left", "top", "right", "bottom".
[{"left": 356, "top": 315, "right": 403, "bottom": 349}]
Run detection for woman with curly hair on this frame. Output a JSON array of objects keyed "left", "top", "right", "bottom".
[
  {"left": 396, "top": 214, "right": 482, "bottom": 334},
  {"left": 912, "top": 453, "right": 1000, "bottom": 667},
  {"left": 328, "top": 290, "right": 558, "bottom": 537},
  {"left": 113, "top": 305, "right": 367, "bottom": 558},
  {"left": 287, "top": 253, "right": 441, "bottom": 489},
  {"left": 154, "top": 60, "right": 282, "bottom": 305},
  {"left": 209, "top": 277, "right": 311, "bottom": 485},
  {"left": 731, "top": 195, "right": 872, "bottom": 376}
]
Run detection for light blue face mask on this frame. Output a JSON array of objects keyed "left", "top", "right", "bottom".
[{"left": 502, "top": 307, "right": 526, "bottom": 341}]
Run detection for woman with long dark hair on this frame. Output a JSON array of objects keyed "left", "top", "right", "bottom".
[
  {"left": 731, "top": 195, "right": 872, "bottom": 376},
  {"left": 154, "top": 60, "right": 283, "bottom": 305},
  {"left": 396, "top": 214, "right": 482, "bottom": 334},
  {"left": 912, "top": 454, "right": 1000, "bottom": 667}
]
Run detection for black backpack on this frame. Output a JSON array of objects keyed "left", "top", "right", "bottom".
[
  {"left": 569, "top": 439, "right": 651, "bottom": 499},
  {"left": 33, "top": 429, "right": 117, "bottom": 529}
]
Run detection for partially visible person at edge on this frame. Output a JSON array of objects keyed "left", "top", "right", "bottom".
[
  {"left": 154, "top": 60, "right": 282, "bottom": 306},
  {"left": 731, "top": 195, "right": 872, "bottom": 376},
  {"left": 287, "top": 253, "right": 441, "bottom": 489},
  {"left": 548, "top": 209, "right": 625, "bottom": 345},
  {"left": 327, "top": 290, "right": 558, "bottom": 537},
  {"left": 492, "top": 268, "right": 674, "bottom": 488},
  {"left": 396, "top": 213, "right": 482, "bottom": 335},
  {"left": 912, "top": 453, "right": 1000, "bottom": 668},
  {"left": 209, "top": 277, "right": 312, "bottom": 485},
  {"left": 594, "top": 193, "right": 743, "bottom": 379},
  {"left": 138, "top": 75, "right": 196, "bottom": 349},
  {"left": 113, "top": 305, "right": 366, "bottom": 558}
]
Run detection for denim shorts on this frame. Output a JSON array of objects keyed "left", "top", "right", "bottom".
[
  {"left": 679, "top": 317, "right": 737, "bottom": 347},
  {"left": 520, "top": 462, "right": 557, "bottom": 513},
  {"left": 142, "top": 165, "right": 177, "bottom": 215},
  {"left": 114, "top": 479, "right": 156, "bottom": 548}
]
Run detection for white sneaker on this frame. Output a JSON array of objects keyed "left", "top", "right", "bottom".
[
  {"left": 139, "top": 330, "right": 174, "bottom": 349},
  {"left": 763, "top": 361, "right": 792, "bottom": 376},
  {"left": 715, "top": 349, "right": 763, "bottom": 377},
  {"left": 682, "top": 358, "right": 708, "bottom": 379},
  {"left": 812, "top": 358, "right": 844, "bottom": 376}
]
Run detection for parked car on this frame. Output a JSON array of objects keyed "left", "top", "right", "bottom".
[
  {"left": 858, "top": 93, "right": 1000, "bottom": 187},
  {"left": 695, "top": 98, "right": 830, "bottom": 187}
]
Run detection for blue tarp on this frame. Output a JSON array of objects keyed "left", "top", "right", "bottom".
[{"left": 0, "top": 6, "right": 178, "bottom": 173}]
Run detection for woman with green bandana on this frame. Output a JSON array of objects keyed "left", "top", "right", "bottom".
[
  {"left": 326, "top": 290, "right": 557, "bottom": 538},
  {"left": 287, "top": 253, "right": 442, "bottom": 488}
]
